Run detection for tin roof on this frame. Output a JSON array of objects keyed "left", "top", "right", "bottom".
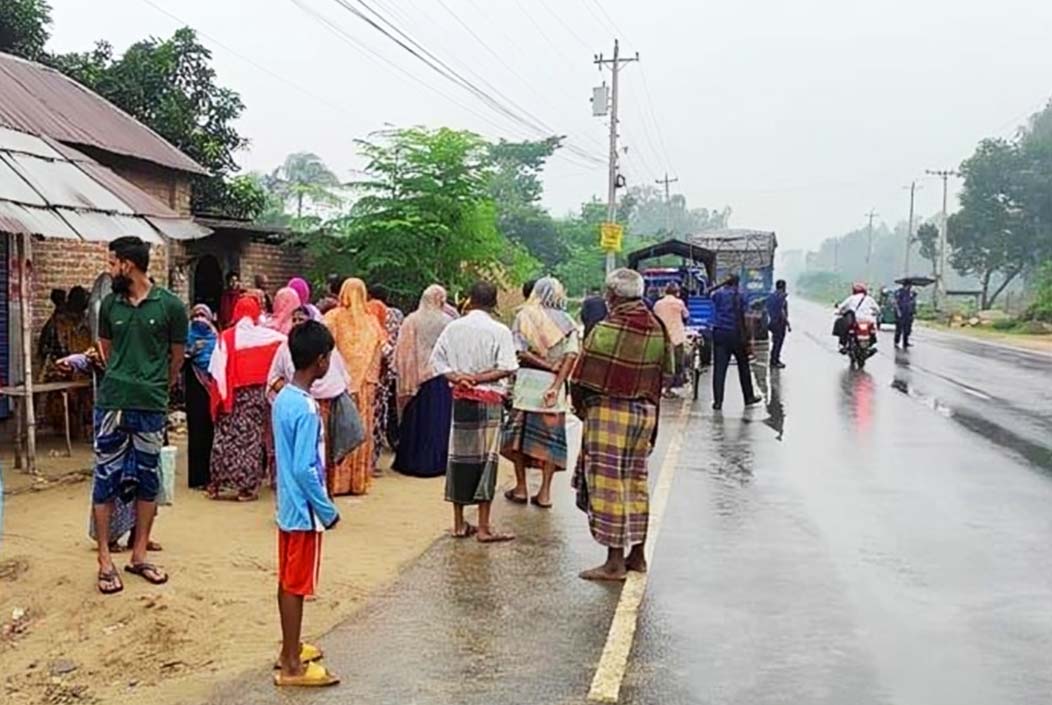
[
  {"left": 687, "top": 229, "right": 778, "bottom": 269},
  {"left": 0, "top": 125, "right": 210, "bottom": 242},
  {"left": 0, "top": 52, "right": 207, "bottom": 176}
]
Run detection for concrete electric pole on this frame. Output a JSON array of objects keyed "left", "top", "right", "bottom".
[
  {"left": 655, "top": 173, "right": 679, "bottom": 234},
  {"left": 903, "top": 181, "right": 921, "bottom": 277},
  {"left": 865, "top": 209, "right": 878, "bottom": 284},
  {"left": 594, "top": 39, "right": 639, "bottom": 275},
  {"left": 925, "top": 169, "right": 958, "bottom": 310}
]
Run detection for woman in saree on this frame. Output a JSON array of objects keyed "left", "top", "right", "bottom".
[
  {"left": 185, "top": 304, "right": 218, "bottom": 489},
  {"left": 501, "top": 276, "right": 580, "bottom": 509},
  {"left": 287, "top": 277, "right": 323, "bottom": 321},
  {"left": 391, "top": 285, "right": 453, "bottom": 478},
  {"left": 266, "top": 286, "right": 302, "bottom": 335},
  {"left": 207, "top": 297, "right": 285, "bottom": 501},
  {"left": 323, "top": 278, "right": 385, "bottom": 495}
]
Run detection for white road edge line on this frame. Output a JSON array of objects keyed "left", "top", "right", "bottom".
[{"left": 587, "top": 400, "right": 692, "bottom": 703}]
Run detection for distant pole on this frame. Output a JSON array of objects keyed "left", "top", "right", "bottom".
[
  {"left": 833, "top": 239, "right": 839, "bottom": 272},
  {"left": 655, "top": 173, "right": 680, "bottom": 234},
  {"left": 926, "top": 169, "right": 958, "bottom": 310},
  {"left": 865, "top": 208, "right": 878, "bottom": 284},
  {"left": 595, "top": 39, "right": 639, "bottom": 275},
  {"left": 904, "top": 181, "right": 919, "bottom": 277}
]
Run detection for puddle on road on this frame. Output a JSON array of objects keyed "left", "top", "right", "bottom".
[{"left": 890, "top": 376, "right": 1052, "bottom": 474}]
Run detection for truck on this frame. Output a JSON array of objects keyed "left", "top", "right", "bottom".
[{"left": 687, "top": 229, "right": 778, "bottom": 339}]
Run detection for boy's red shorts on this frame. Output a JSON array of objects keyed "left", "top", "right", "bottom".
[{"left": 278, "top": 530, "right": 322, "bottom": 596}]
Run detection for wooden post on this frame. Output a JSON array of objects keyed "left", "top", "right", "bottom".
[{"left": 18, "top": 232, "right": 37, "bottom": 475}]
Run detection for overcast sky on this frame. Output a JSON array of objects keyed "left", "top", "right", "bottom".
[{"left": 47, "top": 0, "right": 1052, "bottom": 251}]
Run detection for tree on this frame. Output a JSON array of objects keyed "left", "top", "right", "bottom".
[
  {"left": 317, "top": 127, "right": 536, "bottom": 303},
  {"left": 620, "top": 184, "right": 731, "bottom": 239},
  {"left": 915, "top": 223, "right": 940, "bottom": 276},
  {"left": 0, "top": 0, "right": 51, "bottom": 61},
  {"left": 50, "top": 28, "right": 251, "bottom": 217},
  {"left": 266, "top": 152, "right": 342, "bottom": 218},
  {"left": 948, "top": 138, "right": 1033, "bottom": 308},
  {"left": 487, "top": 137, "right": 565, "bottom": 271},
  {"left": 553, "top": 200, "right": 608, "bottom": 295}
]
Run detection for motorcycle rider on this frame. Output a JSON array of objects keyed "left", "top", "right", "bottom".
[{"left": 836, "top": 283, "right": 880, "bottom": 353}]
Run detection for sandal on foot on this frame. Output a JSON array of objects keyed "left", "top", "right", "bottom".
[
  {"left": 477, "top": 531, "right": 515, "bottom": 544},
  {"left": 124, "top": 562, "right": 169, "bottom": 585},
  {"left": 530, "top": 496, "right": 553, "bottom": 509},
  {"left": 503, "top": 489, "right": 528, "bottom": 505},
  {"left": 451, "top": 523, "right": 477, "bottom": 539},
  {"left": 97, "top": 567, "right": 124, "bottom": 595},
  {"left": 273, "top": 661, "right": 340, "bottom": 687},
  {"left": 273, "top": 643, "right": 324, "bottom": 669}
]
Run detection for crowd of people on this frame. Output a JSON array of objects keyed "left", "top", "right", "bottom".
[{"left": 53, "top": 236, "right": 679, "bottom": 687}]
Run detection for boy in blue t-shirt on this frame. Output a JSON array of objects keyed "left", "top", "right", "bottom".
[{"left": 271, "top": 321, "right": 341, "bottom": 687}]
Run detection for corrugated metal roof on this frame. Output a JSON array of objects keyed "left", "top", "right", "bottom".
[
  {"left": 0, "top": 128, "right": 210, "bottom": 242},
  {"left": 0, "top": 52, "right": 207, "bottom": 176}
]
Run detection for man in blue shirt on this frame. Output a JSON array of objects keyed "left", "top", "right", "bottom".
[
  {"left": 710, "top": 275, "right": 762, "bottom": 411},
  {"left": 765, "top": 279, "right": 790, "bottom": 368},
  {"left": 894, "top": 282, "right": 917, "bottom": 348}
]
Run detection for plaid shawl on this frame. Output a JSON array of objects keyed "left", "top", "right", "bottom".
[{"left": 571, "top": 299, "right": 671, "bottom": 405}]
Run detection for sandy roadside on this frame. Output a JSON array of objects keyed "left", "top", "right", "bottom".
[{"left": 0, "top": 442, "right": 457, "bottom": 705}]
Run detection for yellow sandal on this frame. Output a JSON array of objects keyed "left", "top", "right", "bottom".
[
  {"left": 273, "top": 643, "right": 324, "bottom": 669},
  {"left": 273, "top": 660, "right": 340, "bottom": 687}
]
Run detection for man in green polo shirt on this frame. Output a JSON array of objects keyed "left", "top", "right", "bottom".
[{"left": 92, "top": 236, "right": 187, "bottom": 595}]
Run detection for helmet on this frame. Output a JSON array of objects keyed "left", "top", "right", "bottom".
[{"left": 852, "top": 282, "right": 867, "bottom": 295}]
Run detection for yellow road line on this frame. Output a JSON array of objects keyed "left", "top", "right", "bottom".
[{"left": 587, "top": 400, "right": 692, "bottom": 703}]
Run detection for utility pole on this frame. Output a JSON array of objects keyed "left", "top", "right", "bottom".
[
  {"left": 655, "top": 173, "right": 679, "bottom": 234},
  {"left": 903, "top": 182, "right": 920, "bottom": 277},
  {"left": 926, "top": 169, "right": 958, "bottom": 310},
  {"left": 595, "top": 39, "right": 639, "bottom": 275},
  {"left": 833, "top": 239, "right": 839, "bottom": 272},
  {"left": 865, "top": 208, "right": 878, "bottom": 284}
]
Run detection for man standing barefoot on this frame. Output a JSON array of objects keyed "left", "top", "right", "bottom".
[
  {"left": 92, "top": 237, "right": 186, "bottom": 594},
  {"left": 430, "top": 281, "right": 518, "bottom": 543},
  {"left": 571, "top": 269, "right": 671, "bottom": 581}
]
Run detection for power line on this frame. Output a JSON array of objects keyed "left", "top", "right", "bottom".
[
  {"left": 587, "top": 0, "right": 628, "bottom": 39},
  {"left": 325, "top": 0, "right": 606, "bottom": 164},
  {"left": 288, "top": 0, "right": 600, "bottom": 171}
]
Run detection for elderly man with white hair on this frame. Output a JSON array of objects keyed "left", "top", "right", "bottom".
[{"left": 570, "top": 268, "right": 672, "bottom": 581}]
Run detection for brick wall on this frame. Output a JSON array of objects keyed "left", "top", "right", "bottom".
[
  {"left": 239, "top": 242, "right": 310, "bottom": 299},
  {"left": 77, "top": 147, "right": 194, "bottom": 217},
  {"left": 29, "top": 238, "right": 169, "bottom": 357}
]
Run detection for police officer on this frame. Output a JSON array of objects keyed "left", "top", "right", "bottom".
[
  {"left": 765, "top": 279, "right": 790, "bottom": 368},
  {"left": 711, "top": 275, "right": 763, "bottom": 411},
  {"left": 894, "top": 281, "right": 917, "bottom": 348}
]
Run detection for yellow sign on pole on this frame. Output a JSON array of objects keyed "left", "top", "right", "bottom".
[{"left": 599, "top": 222, "right": 623, "bottom": 252}]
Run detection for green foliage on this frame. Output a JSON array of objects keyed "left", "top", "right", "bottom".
[
  {"left": 265, "top": 152, "right": 342, "bottom": 218},
  {"left": 915, "top": 223, "right": 940, "bottom": 270},
  {"left": 1025, "top": 262, "right": 1052, "bottom": 322},
  {"left": 487, "top": 137, "right": 565, "bottom": 271},
  {"left": 50, "top": 28, "right": 249, "bottom": 217},
  {"left": 220, "top": 175, "right": 268, "bottom": 221},
  {"left": 795, "top": 270, "right": 850, "bottom": 303},
  {"left": 552, "top": 200, "right": 608, "bottom": 296},
  {"left": 0, "top": 0, "right": 51, "bottom": 60},
  {"left": 949, "top": 138, "right": 1033, "bottom": 307},
  {"left": 319, "top": 127, "right": 537, "bottom": 303}
]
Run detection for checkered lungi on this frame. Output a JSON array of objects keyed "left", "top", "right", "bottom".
[
  {"left": 445, "top": 399, "right": 504, "bottom": 505},
  {"left": 573, "top": 396, "right": 657, "bottom": 548}
]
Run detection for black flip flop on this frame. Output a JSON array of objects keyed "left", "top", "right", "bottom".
[
  {"left": 504, "top": 489, "right": 528, "bottom": 505},
  {"left": 124, "top": 562, "right": 169, "bottom": 585},
  {"left": 530, "top": 496, "right": 553, "bottom": 509},
  {"left": 451, "top": 523, "right": 478, "bottom": 539},
  {"left": 97, "top": 567, "right": 124, "bottom": 595}
]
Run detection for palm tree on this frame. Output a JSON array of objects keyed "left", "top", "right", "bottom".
[{"left": 268, "top": 152, "right": 342, "bottom": 218}]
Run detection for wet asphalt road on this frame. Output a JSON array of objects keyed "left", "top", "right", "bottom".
[{"left": 204, "top": 300, "right": 1052, "bottom": 705}]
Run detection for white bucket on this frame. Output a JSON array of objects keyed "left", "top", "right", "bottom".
[{"left": 158, "top": 445, "right": 178, "bottom": 506}]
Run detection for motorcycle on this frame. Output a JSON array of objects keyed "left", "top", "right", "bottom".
[{"left": 845, "top": 319, "right": 878, "bottom": 369}]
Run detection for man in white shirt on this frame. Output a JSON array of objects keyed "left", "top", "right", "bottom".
[
  {"left": 837, "top": 283, "right": 880, "bottom": 351},
  {"left": 430, "top": 281, "right": 519, "bottom": 543}
]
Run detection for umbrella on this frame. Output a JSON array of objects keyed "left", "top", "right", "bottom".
[{"left": 894, "top": 276, "right": 935, "bottom": 287}]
